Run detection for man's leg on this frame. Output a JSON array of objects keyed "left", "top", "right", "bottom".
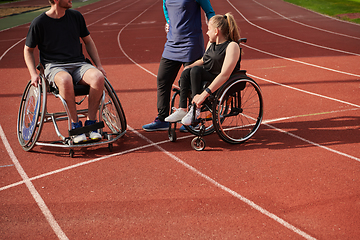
[
  {"left": 79, "top": 68, "right": 104, "bottom": 120},
  {"left": 54, "top": 71, "right": 88, "bottom": 143},
  {"left": 53, "top": 71, "right": 78, "bottom": 123}
]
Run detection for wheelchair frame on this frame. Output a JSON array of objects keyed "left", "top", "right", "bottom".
[
  {"left": 168, "top": 38, "right": 264, "bottom": 151},
  {"left": 17, "top": 65, "right": 127, "bottom": 157}
]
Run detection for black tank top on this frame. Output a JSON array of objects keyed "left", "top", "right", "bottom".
[{"left": 203, "top": 41, "right": 240, "bottom": 75}]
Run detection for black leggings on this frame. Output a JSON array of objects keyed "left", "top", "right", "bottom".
[
  {"left": 179, "top": 66, "right": 217, "bottom": 109},
  {"left": 156, "top": 57, "right": 194, "bottom": 121}
]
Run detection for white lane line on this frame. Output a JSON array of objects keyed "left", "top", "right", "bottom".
[
  {"left": 2, "top": 106, "right": 359, "bottom": 192},
  {"left": 0, "top": 164, "right": 14, "bottom": 168},
  {"left": 243, "top": 44, "right": 360, "bottom": 78},
  {"left": 262, "top": 108, "right": 360, "bottom": 125},
  {"left": 86, "top": 0, "right": 141, "bottom": 27},
  {"left": 249, "top": 74, "right": 360, "bottom": 108},
  {"left": 227, "top": 0, "right": 360, "bottom": 56},
  {"left": 264, "top": 121, "right": 360, "bottom": 162},
  {"left": 129, "top": 126, "right": 317, "bottom": 240},
  {"left": 0, "top": 125, "right": 69, "bottom": 240},
  {"left": 0, "top": 37, "right": 25, "bottom": 61},
  {"left": 251, "top": 0, "right": 360, "bottom": 40},
  {"left": 117, "top": 0, "right": 159, "bottom": 78}
]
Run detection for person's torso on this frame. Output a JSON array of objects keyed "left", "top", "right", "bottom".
[
  {"left": 26, "top": 9, "right": 89, "bottom": 64},
  {"left": 162, "top": 0, "right": 204, "bottom": 62}
]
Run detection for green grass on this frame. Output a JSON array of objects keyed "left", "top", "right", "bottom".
[
  {"left": 0, "top": 0, "right": 100, "bottom": 30},
  {"left": 284, "top": 0, "right": 360, "bottom": 24}
]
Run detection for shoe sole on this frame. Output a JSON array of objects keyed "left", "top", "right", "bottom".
[{"left": 142, "top": 127, "right": 169, "bottom": 132}]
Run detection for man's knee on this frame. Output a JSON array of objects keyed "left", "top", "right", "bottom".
[
  {"left": 84, "top": 68, "right": 104, "bottom": 88},
  {"left": 54, "top": 72, "right": 73, "bottom": 89}
]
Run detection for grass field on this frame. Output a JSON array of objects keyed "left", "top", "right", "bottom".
[{"left": 284, "top": 0, "right": 360, "bottom": 24}]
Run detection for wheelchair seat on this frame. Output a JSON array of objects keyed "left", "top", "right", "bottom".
[{"left": 49, "top": 84, "right": 90, "bottom": 96}]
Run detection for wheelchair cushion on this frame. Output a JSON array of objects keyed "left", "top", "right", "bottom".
[{"left": 49, "top": 84, "right": 90, "bottom": 96}]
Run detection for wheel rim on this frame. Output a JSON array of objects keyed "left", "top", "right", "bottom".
[{"left": 214, "top": 79, "right": 263, "bottom": 144}]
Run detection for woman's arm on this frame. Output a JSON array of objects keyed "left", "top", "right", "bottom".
[{"left": 192, "top": 42, "right": 240, "bottom": 107}]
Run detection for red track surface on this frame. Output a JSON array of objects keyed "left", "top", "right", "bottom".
[{"left": 1, "top": 0, "right": 359, "bottom": 239}]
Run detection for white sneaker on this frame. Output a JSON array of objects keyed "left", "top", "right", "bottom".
[
  {"left": 165, "top": 108, "right": 187, "bottom": 122},
  {"left": 181, "top": 106, "right": 200, "bottom": 125},
  {"left": 73, "top": 133, "right": 87, "bottom": 144},
  {"left": 89, "top": 131, "right": 102, "bottom": 141}
]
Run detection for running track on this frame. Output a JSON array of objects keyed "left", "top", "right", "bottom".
[{"left": 0, "top": 0, "right": 359, "bottom": 239}]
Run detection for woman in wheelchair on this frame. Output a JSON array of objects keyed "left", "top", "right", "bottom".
[{"left": 165, "top": 13, "right": 241, "bottom": 125}]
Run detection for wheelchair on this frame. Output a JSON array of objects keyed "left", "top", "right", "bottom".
[
  {"left": 17, "top": 62, "right": 127, "bottom": 157},
  {"left": 168, "top": 38, "right": 263, "bottom": 151}
]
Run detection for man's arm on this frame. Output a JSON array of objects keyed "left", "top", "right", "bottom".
[
  {"left": 82, "top": 35, "right": 106, "bottom": 76},
  {"left": 24, "top": 45, "right": 40, "bottom": 87}
]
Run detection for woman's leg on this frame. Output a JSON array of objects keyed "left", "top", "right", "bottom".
[{"left": 189, "top": 66, "right": 217, "bottom": 99}]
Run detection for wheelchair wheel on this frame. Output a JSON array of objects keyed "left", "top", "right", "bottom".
[
  {"left": 169, "top": 86, "right": 214, "bottom": 137},
  {"left": 17, "top": 79, "right": 46, "bottom": 151},
  {"left": 191, "top": 137, "right": 206, "bottom": 151},
  {"left": 213, "top": 78, "right": 263, "bottom": 144},
  {"left": 183, "top": 100, "right": 215, "bottom": 136},
  {"left": 102, "top": 78, "right": 127, "bottom": 135}
]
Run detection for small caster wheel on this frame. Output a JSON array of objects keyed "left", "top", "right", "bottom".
[
  {"left": 168, "top": 123, "right": 177, "bottom": 142},
  {"left": 69, "top": 149, "right": 74, "bottom": 158},
  {"left": 108, "top": 143, "right": 113, "bottom": 152},
  {"left": 191, "top": 137, "right": 206, "bottom": 151}
]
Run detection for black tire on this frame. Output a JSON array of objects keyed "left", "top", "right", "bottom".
[
  {"left": 213, "top": 78, "right": 263, "bottom": 144},
  {"left": 17, "top": 78, "right": 47, "bottom": 151},
  {"left": 102, "top": 78, "right": 127, "bottom": 135},
  {"left": 191, "top": 137, "right": 206, "bottom": 151}
]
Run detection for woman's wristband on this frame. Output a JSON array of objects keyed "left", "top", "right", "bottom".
[{"left": 205, "top": 87, "right": 212, "bottom": 95}]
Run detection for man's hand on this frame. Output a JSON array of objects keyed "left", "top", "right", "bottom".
[{"left": 30, "top": 73, "right": 41, "bottom": 87}]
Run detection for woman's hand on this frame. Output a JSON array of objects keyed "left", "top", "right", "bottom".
[{"left": 192, "top": 91, "right": 209, "bottom": 108}]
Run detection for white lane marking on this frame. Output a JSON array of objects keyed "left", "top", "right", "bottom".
[
  {"left": 0, "top": 125, "right": 69, "bottom": 240},
  {"left": 227, "top": 0, "right": 360, "bottom": 56},
  {"left": 2, "top": 106, "right": 359, "bottom": 192},
  {"left": 116, "top": 1, "right": 159, "bottom": 78},
  {"left": 243, "top": 44, "right": 360, "bottom": 78},
  {"left": 251, "top": 0, "right": 360, "bottom": 40},
  {"left": 129, "top": 126, "right": 318, "bottom": 240},
  {"left": 249, "top": 73, "right": 360, "bottom": 108}
]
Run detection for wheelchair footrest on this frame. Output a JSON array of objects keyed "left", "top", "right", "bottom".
[{"left": 69, "top": 121, "right": 105, "bottom": 136}]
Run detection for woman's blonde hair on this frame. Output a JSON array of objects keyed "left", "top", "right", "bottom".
[{"left": 211, "top": 13, "right": 240, "bottom": 42}]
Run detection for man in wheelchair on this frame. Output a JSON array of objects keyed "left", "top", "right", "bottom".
[
  {"left": 165, "top": 13, "right": 241, "bottom": 125},
  {"left": 23, "top": 0, "right": 106, "bottom": 144}
]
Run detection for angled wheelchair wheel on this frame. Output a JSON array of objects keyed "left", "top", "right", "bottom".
[
  {"left": 213, "top": 78, "right": 263, "bottom": 144},
  {"left": 102, "top": 78, "right": 127, "bottom": 135},
  {"left": 17, "top": 79, "right": 47, "bottom": 151}
]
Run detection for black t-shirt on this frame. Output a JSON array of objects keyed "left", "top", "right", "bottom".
[
  {"left": 203, "top": 41, "right": 240, "bottom": 75},
  {"left": 25, "top": 9, "right": 90, "bottom": 65}
]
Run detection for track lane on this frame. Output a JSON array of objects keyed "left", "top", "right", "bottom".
[{"left": 0, "top": 0, "right": 359, "bottom": 239}]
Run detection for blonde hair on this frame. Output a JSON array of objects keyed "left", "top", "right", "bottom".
[{"left": 210, "top": 13, "right": 240, "bottom": 42}]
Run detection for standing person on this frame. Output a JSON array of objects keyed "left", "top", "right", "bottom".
[
  {"left": 142, "top": 0, "right": 215, "bottom": 131},
  {"left": 164, "top": 13, "right": 241, "bottom": 125},
  {"left": 24, "top": 0, "right": 106, "bottom": 144}
]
